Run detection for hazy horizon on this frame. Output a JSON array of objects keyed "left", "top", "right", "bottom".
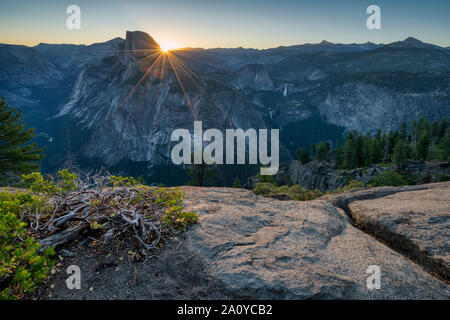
[
  {"left": 1, "top": 32, "right": 448, "bottom": 51},
  {"left": 0, "top": 0, "right": 449, "bottom": 50}
]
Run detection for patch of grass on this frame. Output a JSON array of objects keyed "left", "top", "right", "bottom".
[
  {"left": 252, "top": 183, "right": 322, "bottom": 201},
  {"left": 326, "top": 179, "right": 365, "bottom": 194}
]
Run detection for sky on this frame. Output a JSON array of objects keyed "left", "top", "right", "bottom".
[{"left": 0, "top": 0, "right": 449, "bottom": 49}]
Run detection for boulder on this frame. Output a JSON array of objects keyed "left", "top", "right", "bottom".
[
  {"left": 177, "top": 187, "right": 448, "bottom": 299},
  {"left": 347, "top": 182, "right": 450, "bottom": 281}
]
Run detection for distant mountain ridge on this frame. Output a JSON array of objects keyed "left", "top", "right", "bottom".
[{"left": 0, "top": 32, "right": 449, "bottom": 184}]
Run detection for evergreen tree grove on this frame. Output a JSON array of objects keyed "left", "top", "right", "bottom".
[
  {"left": 301, "top": 116, "right": 448, "bottom": 171},
  {"left": 0, "top": 98, "right": 44, "bottom": 183}
]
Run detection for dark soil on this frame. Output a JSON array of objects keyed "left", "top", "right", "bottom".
[{"left": 27, "top": 231, "right": 228, "bottom": 300}]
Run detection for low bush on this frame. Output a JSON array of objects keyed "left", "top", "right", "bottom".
[
  {"left": 252, "top": 183, "right": 322, "bottom": 201},
  {"left": 154, "top": 187, "right": 199, "bottom": 231},
  {"left": 368, "top": 170, "right": 408, "bottom": 187},
  {"left": 437, "top": 173, "right": 450, "bottom": 182},
  {"left": 326, "top": 179, "right": 365, "bottom": 194},
  {"left": 0, "top": 191, "right": 55, "bottom": 300}
]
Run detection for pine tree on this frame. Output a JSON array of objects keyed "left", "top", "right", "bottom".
[
  {"left": 368, "top": 139, "right": 382, "bottom": 165},
  {"left": 310, "top": 143, "right": 316, "bottom": 157},
  {"left": 380, "top": 132, "right": 390, "bottom": 163},
  {"left": 410, "top": 119, "right": 417, "bottom": 147},
  {"left": 355, "top": 134, "right": 364, "bottom": 167},
  {"left": 431, "top": 120, "right": 439, "bottom": 143},
  {"left": 399, "top": 122, "right": 407, "bottom": 140},
  {"left": 362, "top": 134, "right": 371, "bottom": 166},
  {"left": 375, "top": 129, "right": 382, "bottom": 140},
  {"left": 440, "top": 128, "right": 450, "bottom": 158},
  {"left": 343, "top": 138, "right": 357, "bottom": 169},
  {"left": 335, "top": 140, "right": 344, "bottom": 168},
  {"left": 417, "top": 133, "right": 430, "bottom": 161},
  {"left": 296, "top": 147, "right": 310, "bottom": 164},
  {"left": 393, "top": 139, "right": 407, "bottom": 170},
  {"left": 316, "top": 142, "right": 328, "bottom": 161},
  {"left": 185, "top": 153, "right": 217, "bottom": 187},
  {"left": 438, "top": 118, "right": 448, "bottom": 142},
  {"left": 0, "top": 98, "right": 44, "bottom": 183}
]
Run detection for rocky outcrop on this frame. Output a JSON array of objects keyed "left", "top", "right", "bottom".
[
  {"left": 321, "top": 182, "right": 450, "bottom": 280},
  {"left": 287, "top": 160, "right": 389, "bottom": 192},
  {"left": 286, "top": 160, "right": 450, "bottom": 192},
  {"left": 36, "top": 185, "right": 449, "bottom": 299},
  {"left": 176, "top": 187, "right": 448, "bottom": 299},
  {"left": 180, "top": 187, "right": 449, "bottom": 298},
  {"left": 319, "top": 184, "right": 429, "bottom": 214},
  {"left": 347, "top": 183, "right": 450, "bottom": 281},
  {"left": 400, "top": 160, "right": 450, "bottom": 184}
]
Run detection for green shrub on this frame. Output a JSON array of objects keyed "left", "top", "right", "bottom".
[
  {"left": 105, "top": 182, "right": 199, "bottom": 232},
  {"left": 108, "top": 175, "right": 139, "bottom": 187},
  {"left": 232, "top": 178, "right": 242, "bottom": 188},
  {"left": 437, "top": 173, "right": 450, "bottom": 182},
  {"left": 255, "top": 174, "right": 276, "bottom": 185},
  {"left": 57, "top": 169, "right": 78, "bottom": 194},
  {"left": 327, "top": 179, "right": 365, "bottom": 194},
  {"left": 252, "top": 183, "right": 322, "bottom": 201},
  {"left": 153, "top": 188, "right": 199, "bottom": 231},
  {"left": 368, "top": 170, "right": 408, "bottom": 187},
  {"left": 21, "top": 169, "right": 78, "bottom": 195},
  {"left": 21, "top": 172, "right": 57, "bottom": 194},
  {"left": 0, "top": 191, "right": 55, "bottom": 300}
]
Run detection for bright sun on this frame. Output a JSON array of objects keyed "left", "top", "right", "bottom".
[{"left": 159, "top": 41, "right": 177, "bottom": 53}]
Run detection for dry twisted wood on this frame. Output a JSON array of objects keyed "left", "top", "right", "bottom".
[{"left": 31, "top": 182, "right": 178, "bottom": 253}]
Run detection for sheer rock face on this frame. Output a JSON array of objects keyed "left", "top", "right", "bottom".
[
  {"left": 57, "top": 31, "right": 267, "bottom": 167},
  {"left": 173, "top": 187, "right": 448, "bottom": 299},
  {"left": 119, "top": 31, "right": 160, "bottom": 61},
  {"left": 124, "top": 31, "right": 160, "bottom": 51},
  {"left": 318, "top": 81, "right": 450, "bottom": 133},
  {"left": 347, "top": 182, "right": 450, "bottom": 281}
]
